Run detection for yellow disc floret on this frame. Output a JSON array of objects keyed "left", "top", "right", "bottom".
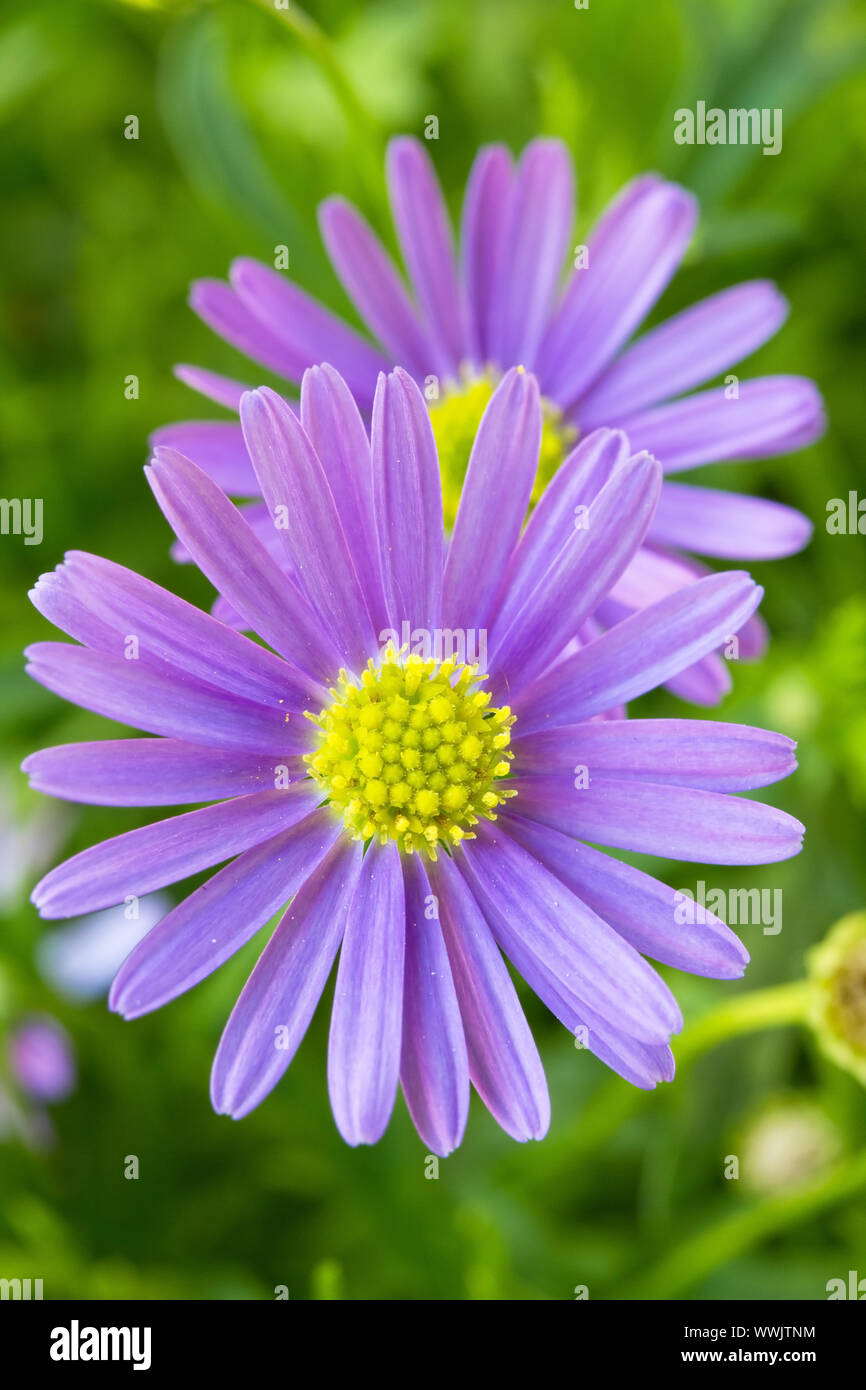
[
  {"left": 304, "top": 650, "right": 517, "bottom": 857},
  {"left": 429, "top": 369, "right": 577, "bottom": 528}
]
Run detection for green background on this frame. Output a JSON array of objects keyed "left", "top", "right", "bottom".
[{"left": 1, "top": 0, "right": 865, "bottom": 1299}]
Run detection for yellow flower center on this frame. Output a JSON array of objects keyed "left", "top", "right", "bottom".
[
  {"left": 428, "top": 371, "right": 577, "bottom": 529},
  {"left": 304, "top": 650, "right": 516, "bottom": 857}
]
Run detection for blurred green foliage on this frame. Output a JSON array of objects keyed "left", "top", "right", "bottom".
[{"left": 1, "top": 0, "right": 865, "bottom": 1300}]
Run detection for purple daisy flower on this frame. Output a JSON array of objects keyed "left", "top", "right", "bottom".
[
  {"left": 24, "top": 366, "right": 803, "bottom": 1152},
  {"left": 156, "top": 137, "right": 825, "bottom": 705}
]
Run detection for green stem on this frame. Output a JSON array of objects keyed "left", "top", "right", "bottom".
[
  {"left": 674, "top": 979, "right": 812, "bottom": 1066},
  {"left": 624, "top": 1145, "right": 866, "bottom": 1299},
  {"left": 251, "top": 0, "right": 384, "bottom": 205}
]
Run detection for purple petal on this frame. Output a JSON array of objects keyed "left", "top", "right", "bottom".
[
  {"left": 300, "top": 364, "right": 387, "bottom": 633},
  {"left": 56, "top": 551, "right": 312, "bottom": 711},
  {"left": 328, "top": 841, "right": 405, "bottom": 1146},
  {"left": 511, "top": 776, "right": 805, "bottom": 864},
  {"left": 230, "top": 257, "right": 387, "bottom": 409},
  {"left": 459, "top": 822, "right": 681, "bottom": 1044},
  {"left": 504, "top": 812, "right": 748, "bottom": 980},
  {"left": 442, "top": 367, "right": 541, "bottom": 630},
  {"left": 737, "top": 610, "right": 769, "bottom": 661},
  {"left": 210, "top": 593, "right": 247, "bottom": 628},
  {"left": 239, "top": 386, "right": 377, "bottom": 668},
  {"left": 399, "top": 854, "right": 469, "bottom": 1157},
  {"left": 578, "top": 280, "right": 789, "bottom": 427},
  {"left": 621, "top": 376, "right": 825, "bottom": 472},
  {"left": 32, "top": 783, "right": 320, "bottom": 919},
  {"left": 513, "top": 718, "right": 797, "bottom": 792},
  {"left": 608, "top": 543, "right": 710, "bottom": 611},
  {"left": 578, "top": 1029, "right": 676, "bottom": 1090},
  {"left": 189, "top": 277, "right": 311, "bottom": 383},
  {"left": 490, "top": 942, "right": 676, "bottom": 1089},
  {"left": 490, "top": 453, "right": 662, "bottom": 698},
  {"left": 149, "top": 422, "right": 257, "bottom": 495},
  {"left": 596, "top": 581, "right": 735, "bottom": 708},
  {"left": 25, "top": 641, "right": 308, "bottom": 756},
  {"left": 174, "top": 364, "right": 249, "bottom": 411},
  {"left": 602, "top": 548, "right": 766, "bottom": 702},
  {"left": 21, "top": 739, "right": 301, "bottom": 806},
  {"left": 650, "top": 481, "right": 813, "bottom": 560},
  {"left": 371, "top": 368, "right": 444, "bottom": 633},
  {"left": 487, "top": 139, "right": 575, "bottom": 370},
  {"left": 146, "top": 447, "right": 338, "bottom": 688},
  {"left": 662, "top": 654, "right": 732, "bottom": 705},
  {"left": 110, "top": 808, "right": 340, "bottom": 1018},
  {"left": 225, "top": 500, "right": 287, "bottom": 566},
  {"left": 538, "top": 176, "right": 697, "bottom": 409},
  {"left": 516, "top": 571, "right": 762, "bottom": 731},
  {"left": 460, "top": 144, "right": 512, "bottom": 365},
  {"left": 428, "top": 852, "right": 549, "bottom": 1142},
  {"left": 29, "top": 570, "right": 122, "bottom": 651},
  {"left": 386, "top": 137, "right": 467, "bottom": 377},
  {"left": 495, "top": 428, "right": 630, "bottom": 623},
  {"left": 318, "top": 196, "right": 433, "bottom": 378},
  {"left": 211, "top": 837, "right": 363, "bottom": 1119}
]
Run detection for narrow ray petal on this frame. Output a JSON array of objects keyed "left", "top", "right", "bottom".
[
  {"left": 621, "top": 376, "right": 825, "bottom": 472},
  {"left": 211, "top": 837, "right": 362, "bottom": 1119},
  {"left": 512, "top": 719, "right": 797, "bottom": 791},
  {"left": 516, "top": 572, "right": 762, "bottom": 730},
  {"left": 538, "top": 176, "right": 697, "bottom": 408},
  {"left": 319, "top": 196, "right": 432, "bottom": 377},
  {"left": 428, "top": 853, "right": 550, "bottom": 1142},
  {"left": 504, "top": 812, "right": 748, "bottom": 979},
  {"left": 146, "top": 446, "right": 338, "bottom": 688},
  {"left": 460, "top": 144, "right": 512, "bottom": 364},
  {"left": 578, "top": 280, "right": 789, "bottom": 426},
  {"left": 460, "top": 824, "right": 682, "bottom": 1043},
  {"left": 511, "top": 776, "right": 805, "bottom": 864},
  {"left": 328, "top": 841, "right": 405, "bottom": 1145},
  {"left": 399, "top": 854, "right": 469, "bottom": 1157},
  {"left": 371, "top": 368, "right": 444, "bottom": 633},
  {"left": 32, "top": 784, "right": 320, "bottom": 919},
  {"left": 111, "top": 809, "right": 341, "bottom": 1017},
  {"left": 386, "top": 137, "right": 467, "bottom": 376},
  {"left": 490, "top": 453, "right": 662, "bottom": 696},
  {"left": 650, "top": 481, "right": 813, "bottom": 560},
  {"left": 21, "top": 740, "right": 301, "bottom": 806},
  {"left": 239, "top": 386, "right": 377, "bottom": 667},
  {"left": 230, "top": 257, "right": 387, "bottom": 408},
  {"left": 487, "top": 138, "right": 575, "bottom": 370},
  {"left": 442, "top": 367, "right": 541, "bottom": 630}
]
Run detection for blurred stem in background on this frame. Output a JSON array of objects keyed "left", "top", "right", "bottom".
[
  {"left": 539, "top": 980, "right": 813, "bottom": 1168},
  {"left": 536, "top": 910, "right": 866, "bottom": 1175},
  {"left": 676, "top": 980, "right": 812, "bottom": 1064},
  {"left": 250, "top": 0, "right": 385, "bottom": 212},
  {"left": 625, "top": 1144, "right": 866, "bottom": 1299},
  {"left": 518, "top": 913, "right": 866, "bottom": 1296}
]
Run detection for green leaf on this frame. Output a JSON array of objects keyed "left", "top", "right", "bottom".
[{"left": 157, "top": 6, "right": 315, "bottom": 257}]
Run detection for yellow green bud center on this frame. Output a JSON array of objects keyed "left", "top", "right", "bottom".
[
  {"left": 807, "top": 911, "right": 866, "bottom": 1086},
  {"left": 304, "top": 650, "right": 516, "bottom": 857},
  {"left": 829, "top": 939, "right": 866, "bottom": 1052},
  {"left": 428, "top": 371, "right": 577, "bottom": 529}
]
